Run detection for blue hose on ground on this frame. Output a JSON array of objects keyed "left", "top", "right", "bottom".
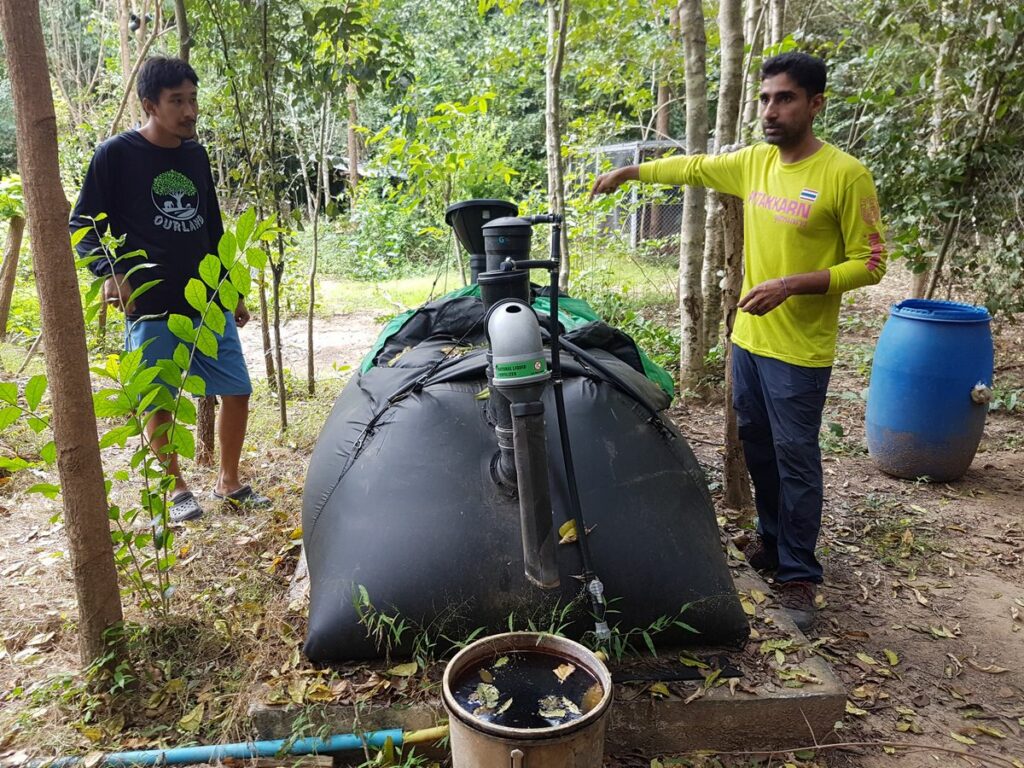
[{"left": 35, "top": 725, "right": 449, "bottom": 767}]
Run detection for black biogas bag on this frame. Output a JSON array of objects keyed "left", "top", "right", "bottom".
[{"left": 301, "top": 287, "right": 749, "bottom": 662}]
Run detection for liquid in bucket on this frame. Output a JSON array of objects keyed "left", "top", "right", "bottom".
[{"left": 450, "top": 649, "right": 604, "bottom": 729}]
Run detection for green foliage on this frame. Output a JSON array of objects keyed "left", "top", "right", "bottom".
[
  {"left": 353, "top": 584, "right": 486, "bottom": 669},
  {"left": 0, "top": 79, "right": 16, "bottom": 174},
  {"left": 0, "top": 208, "right": 271, "bottom": 614},
  {"left": 328, "top": 177, "right": 447, "bottom": 281},
  {"left": 816, "top": 3, "right": 1024, "bottom": 312},
  {"left": 0, "top": 174, "right": 23, "bottom": 219}
]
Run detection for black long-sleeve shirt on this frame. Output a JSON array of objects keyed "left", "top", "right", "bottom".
[{"left": 70, "top": 131, "right": 224, "bottom": 319}]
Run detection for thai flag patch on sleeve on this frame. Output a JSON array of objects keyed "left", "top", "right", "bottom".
[{"left": 799, "top": 188, "right": 819, "bottom": 202}]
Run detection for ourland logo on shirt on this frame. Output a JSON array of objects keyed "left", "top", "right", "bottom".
[{"left": 151, "top": 170, "right": 205, "bottom": 232}]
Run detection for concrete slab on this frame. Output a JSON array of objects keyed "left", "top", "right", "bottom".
[{"left": 250, "top": 569, "right": 846, "bottom": 759}]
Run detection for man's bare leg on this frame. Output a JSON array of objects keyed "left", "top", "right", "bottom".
[{"left": 216, "top": 394, "right": 249, "bottom": 496}]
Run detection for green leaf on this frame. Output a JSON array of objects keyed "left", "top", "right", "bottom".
[
  {"left": 136, "top": 387, "right": 162, "bottom": 415},
  {"left": 40, "top": 441, "right": 56, "bottom": 464},
  {"left": 174, "top": 396, "right": 197, "bottom": 425},
  {"left": 167, "top": 423, "right": 195, "bottom": 460},
  {"left": 235, "top": 208, "right": 256, "bottom": 249},
  {"left": 219, "top": 283, "right": 239, "bottom": 315},
  {"left": 99, "top": 424, "right": 140, "bottom": 449},
  {"left": 156, "top": 359, "right": 183, "bottom": 389},
  {"left": 0, "top": 405, "right": 22, "bottom": 431},
  {"left": 245, "top": 246, "right": 267, "bottom": 270},
  {"left": 93, "top": 391, "right": 133, "bottom": 418},
  {"left": 0, "top": 456, "right": 30, "bottom": 472},
  {"left": 119, "top": 348, "right": 144, "bottom": 385},
  {"left": 185, "top": 279, "right": 208, "bottom": 314},
  {"left": 70, "top": 226, "right": 90, "bottom": 247},
  {"left": 218, "top": 231, "right": 238, "bottom": 269},
  {"left": 24, "top": 375, "right": 46, "bottom": 410},
  {"left": 27, "top": 416, "right": 48, "bottom": 434},
  {"left": 173, "top": 343, "right": 191, "bottom": 372},
  {"left": 178, "top": 702, "right": 204, "bottom": 733},
  {"left": 195, "top": 327, "right": 218, "bottom": 359},
  {"left": 127, "top": 280, "right": 161, "bottom": 307},
  {"left": 229, "top": 262, "right": 251, "bottom": 297},
  {"left": 167, "top": 314, "right": 197, "bottom": 344},
  {"left": 182, "top": 375, "right": 207, "bottom": 397},
  {"left": 205, "top": 307, "right": 226, "bottom": 336},
  {"left": 0, "top": 382, "right": 18, "bottom": 405},
  {"left": 198, "top": 254, "right": 221, "bottom": 289},
  {"left": 26, "top": 483, "right": 60, "bottom": 499}
]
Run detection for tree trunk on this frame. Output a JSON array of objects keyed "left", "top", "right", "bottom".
[
  {"left": 678, "top": 0, "right": 708, "bottom": 392},
  {"left": 308, "top": 99, "right": 329, "bottom": 396},
  {"left": 768, "top": 0, "right": 785, "bottom": 46},
  {"left": 650, "top": 4, "right": 680, "bottom": 242},
  {"left": 721, "top": 195, "right": 753, "bottom": 515},
  {"left": 195, "top": 396, "right": 216, "bottom": 466},
  {"left": 913, "top": 0, "right": 953, "bottom": 298},
  {"left": 174, "top": 0, "right": 190, "bottom": 63},
  {"left": 258, "top": 264, "right": 275, "bottom": 387},
  {"left": 739, "top": 0, "right": 764, "bottom": 141},
  {"left": 261, "top": 0, "right": 288, "bottom": 431},
  {"left": 0, "top": 0, "right": 123, "bottom": 667},
  {"left": 118, "top": 0, "right": 139, "bottom": 128},
  {"left": 545, "top": 0, "right": 570, "bottom": 290},
  {"left": 0, "top": 214, "right": 25, "bottom": 339},
  {"left": 346, "top": 82, "right": 360, "bottom": 204},
  {"left": 700, "top": 0, "right": 744, "bottom": 354}
]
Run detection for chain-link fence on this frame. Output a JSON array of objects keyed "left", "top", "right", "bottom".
[{"left": 585, "top": 139, "right": 685, "bottom": 248}]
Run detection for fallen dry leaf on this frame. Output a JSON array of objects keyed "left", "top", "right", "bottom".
[
  {"left": 553, "top": 663, "right": 576, "bottom": 683},
  {"left": 966, "top": 659, "right": 1009, "bottom": 674}
]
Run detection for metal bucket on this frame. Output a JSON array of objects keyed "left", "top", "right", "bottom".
[{"left": 441, "top": 632, "right": 613, "bottom": 767}]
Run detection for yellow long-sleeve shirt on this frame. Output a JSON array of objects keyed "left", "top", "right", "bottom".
[{"left": 640, "top": 142, "right": 886, "bottom": 367}]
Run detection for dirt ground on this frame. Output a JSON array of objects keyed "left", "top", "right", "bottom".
[{"left": 0, "top": 267, "right": 1022, "bottom": 766}]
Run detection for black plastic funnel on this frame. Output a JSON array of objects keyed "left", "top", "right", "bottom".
[{"left": 445, "top": 199, "right": 518, "bottom": 283}]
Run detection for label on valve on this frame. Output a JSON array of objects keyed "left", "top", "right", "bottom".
[{"left": 495, "top": 357, "right": 548, "bottom": 379}]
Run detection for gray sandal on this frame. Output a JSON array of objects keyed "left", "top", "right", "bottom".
[{"left": 169, "top": 491, "right": 204, "bottom": 524}]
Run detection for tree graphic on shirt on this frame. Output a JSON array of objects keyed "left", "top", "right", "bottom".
[{"left": 152, "top": 170, "right": 198, "bottom": 220}]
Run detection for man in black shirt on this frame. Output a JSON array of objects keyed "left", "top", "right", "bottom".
[{"left": 71, "top": 57, "right": 269, "bottom": 523}]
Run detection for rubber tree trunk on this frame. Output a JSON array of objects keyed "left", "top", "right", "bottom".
[
  {"left": 308, "top": 98, "right": 329, "bottom": 396},
  {"left": 195, "top": 397, "right": 216, "bottom": 466},
  {"left": 650, "top": 5, "right": 680, "bottom": 243},
  {"left": 117, "top": 0, "right": 139, "bottom": 128},
  {"left": 678, "top": 0, "right": 708, "bottom": 392},
  {"left": 0, "top": 0, "right": 124, "bottom": 667},
  {"left": 700, "top": 0, "right": 744, "bottom": 354},
  {"left": 913, "top": 0, "right": 953, "bottom": 299},
  {"left": 545, "top": 0, "right": 570, "bottom": 290},
  {"left": 0, "top": 214, "right": 25, "bottom": 339},
  {"left": 174, "top": 0, "right": 190, "bottom": 62},
  {"left": 260, "top": 1, "right": 287, "bottom": 431},
  {"left": 768, "top": 0, "right": 784, "bottom": 46},
  {"left": 721, "top": 195, "right": 752, "bottom": 515},
  {"left": 346, "top": 82, "right": 359, "bottom": 204},
  {"left": 739, "top": 0, "right": 764, "bottom": 141}
]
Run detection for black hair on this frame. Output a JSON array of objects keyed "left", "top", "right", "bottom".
[
  {"left": 137, "top": 56, "right": 199, "bottom": 108},
  {"left": 760, "top": 52, "right": 826, "bottom": 97}
]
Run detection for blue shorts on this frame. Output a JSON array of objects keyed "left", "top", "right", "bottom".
[{"left": 126, "top": 311, "right": 253, "bottom": 397}]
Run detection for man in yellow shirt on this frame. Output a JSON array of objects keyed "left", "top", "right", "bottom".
[{"left": 591, "top": 52, "right": 886, "bottom": 630}]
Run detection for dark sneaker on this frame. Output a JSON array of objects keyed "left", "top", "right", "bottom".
[
  {"left": 775, "top": 580, "right": 817, "bottom": 633},
  {"left": 169, "top": 491, "right": 204, "bottom": 524},
  {"left": 743, "top": 537, "right": 779, "bottom": 574}
]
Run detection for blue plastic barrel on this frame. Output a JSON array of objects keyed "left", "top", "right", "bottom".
[{"left": 866, "top": 299, "right": 993, "bottom": 482}]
